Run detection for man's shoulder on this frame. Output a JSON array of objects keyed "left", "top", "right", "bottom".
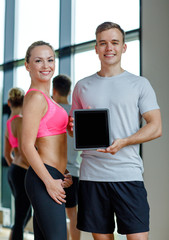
[
  {"left": 77, "top": 73, "right": 97, "bottom": 84},
  {"left": 124, "top": 71, "right": 149, "bottom": 84},
  {"left": 124, "top": 71, "right": 139, "bottom": 79}
]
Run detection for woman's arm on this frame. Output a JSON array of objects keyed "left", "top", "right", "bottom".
[
  {"left": 4, "top": 129, "right": 14, "bottom": 166},
  {"left": 22, "top": 91, "right": 66, "bottom": 204},
  {"left": 16, "top": 117, "right": 30, "bottom": 167}
]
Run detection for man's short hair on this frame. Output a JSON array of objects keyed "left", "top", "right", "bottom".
[
  {"left": 95, "top": 22, "right": 125, "bottom": 43},
  {"left": 52, "top": 74, "right": 71, "bottom": 96}
]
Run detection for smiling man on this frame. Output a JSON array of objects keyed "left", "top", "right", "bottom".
[{"left": 68, "top": 22, "right": 162, "bottom": 240}]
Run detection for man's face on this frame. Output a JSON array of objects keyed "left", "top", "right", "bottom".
[{"left": 95, "top": 28, "right": 127, "bottom": 68}]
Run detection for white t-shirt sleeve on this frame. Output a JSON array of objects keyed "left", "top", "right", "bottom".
[
  {"left": 138, "top": 78, "right": 160, "bottom": 115},
  {"left": 69, "top": 82, "right": 83, "bottom": 116}
]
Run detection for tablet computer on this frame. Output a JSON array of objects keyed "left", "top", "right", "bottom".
[{"left": 73, "top": 108, "right": 111, "bottom": 150}]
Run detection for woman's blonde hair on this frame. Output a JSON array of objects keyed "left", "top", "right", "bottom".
[
  {"left": 25, "top": 41, "right": 55, "bottom": 63},
  {"left": 8, "top": 87, "right": 25, "bottom": 107}
]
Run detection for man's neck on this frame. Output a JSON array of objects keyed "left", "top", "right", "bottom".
[
  {"left": 98, "top": 65, "right": 124, "bottom": 77},
  {"left": 53, "top": 95, "right": 69, "bottom": 104}
]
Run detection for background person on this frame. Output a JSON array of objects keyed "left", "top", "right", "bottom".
[
  {"left": 53, "top": 74, "right": 81, "bottom": 240},
  {"left": 22, "top": 41, "right": 72, "bottom": 240},
  {"left": 68, "top": 22, "right": 162, "bottom": 240},
  {"left": 4, "top": 87, "right": 31, "bottom": 240}
]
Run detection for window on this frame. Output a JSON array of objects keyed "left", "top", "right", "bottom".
[
  {"left": 121, "top": 40, "right": 140, "bottom": 75},
  {"left": 14, "top": 0, "right": 60, "bottom": 60},
  {"left": 14, "top": 66, "right": 31, "bottom": 92},
  {"left": 0, "top": 0, "right": 5, "bottom": 64},
  {"left": 75, "top": 0, "right": 139, "bottom": 44},
  {"left": 74, "top": 50, "right": 100, "bottom": 83},
  {"left": 0, "top": 0, "right": 5, "bottom": 197},
  {"left": 0, "top": 71, "right": 4, "bottom": 197}
]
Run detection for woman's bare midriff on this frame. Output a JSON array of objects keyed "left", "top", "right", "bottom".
[{"left": 36, "top": 133, "right": 67, "bottom": 174}]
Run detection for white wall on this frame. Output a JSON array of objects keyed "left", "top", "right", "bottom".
[{"left": 142, "top": 0, "right": 169, "bottom": 239}]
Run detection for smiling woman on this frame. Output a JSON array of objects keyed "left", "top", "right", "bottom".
[
  {"left": 25, "top": 42, "right": 56, "bottom": 84},
  {"left": 21, "top": 41, "right": 72, "bottom": 240}
]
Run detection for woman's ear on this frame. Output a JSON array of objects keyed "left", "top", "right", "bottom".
[
  {"left": 7, "top": 100, "right": 11, "bottom": 107},
  {"left": 25, "top": 61, "right": 30, "bottom": 72}
]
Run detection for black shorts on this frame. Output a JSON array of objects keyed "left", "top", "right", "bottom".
[
  {"left": 65, "top": 176, "right": 79, "bottom": 208},
  {"left": 77, "top": 181, "right": 150, "bottom": 235}
]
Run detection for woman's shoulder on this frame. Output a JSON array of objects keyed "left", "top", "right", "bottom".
[
  {"left": 24, "top": 89, "right": 47, "bottom": 105},
  {"left": 14, "top": 116, "right": 22, "bottom": 126},
  {"left": 23, "top": 90, "right": 48, "bottom": 119}
]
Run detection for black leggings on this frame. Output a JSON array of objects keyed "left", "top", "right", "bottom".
[
  {"left": 25, "top": 164, "right": 67, "bottom": 240},
  {"left": 8, "top": 164, "right": 32, "bottom": 240}
]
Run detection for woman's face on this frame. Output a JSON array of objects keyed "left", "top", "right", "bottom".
[{"left": 25, "top": 45, "right": 55, "bottom": 83}]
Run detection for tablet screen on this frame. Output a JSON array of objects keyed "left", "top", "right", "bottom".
[{"left": 73, "top": 109, "right": 111, "bottom": 150}]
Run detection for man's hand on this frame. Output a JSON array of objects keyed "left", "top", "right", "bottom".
[
  {"left": 67, "top": 116, "right": 74, "bottom": 137},
  {"left": 62, "top": 172, "right": 73, "bottom": 188},
  {"left": 97, "top": 138, "right": 127, "bottom": 155}
]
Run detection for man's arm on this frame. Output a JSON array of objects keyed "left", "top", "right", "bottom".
[{"left": 98, "top": 109, "right": 162, "bottom": 155}]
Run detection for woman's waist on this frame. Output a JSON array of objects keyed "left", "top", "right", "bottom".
[
  {"left": 41, "top": 156, "right": 67, "bottom": 174},
  {"left": 36, "top": 132, "right": 67, "bottom": 144},
  {"left": 27, "top": 163, "right": 65, "bottom": 180},
  {"left": 13, "top": 157, "right": 29, "bottom": 169}
]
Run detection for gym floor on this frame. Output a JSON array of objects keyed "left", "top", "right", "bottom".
[{"left": 0, "top": 226, "right": 93, "bottom": 240}]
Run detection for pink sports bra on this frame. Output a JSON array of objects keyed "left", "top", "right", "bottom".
[
  {"left": 6, "top": 115, "right": 21, "bottom": 148},
  {"left": 25, "top": 89, "right": 68, "bottom": 138}
]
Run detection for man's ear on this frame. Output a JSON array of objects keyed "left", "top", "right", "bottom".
[
  {"left": 95, "top": 44, "right": 98, "bottom": 54},
  {"left": 122, "top": 43, "right": 127, "bottom": 53},
  {"left": 52, "top": 88, "right": 56, "bottom": 96}
]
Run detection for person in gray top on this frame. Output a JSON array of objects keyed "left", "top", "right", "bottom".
[
  {"left": 53, "top": 74, "right": 81, "bottom": 240},
  {"left": 68, "top": 22, "right": 162, "bottom": 240}
]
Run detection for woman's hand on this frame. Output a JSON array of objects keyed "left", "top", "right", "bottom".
[{"left": 46, "top": 178, "right": 66, "bottom": 205}]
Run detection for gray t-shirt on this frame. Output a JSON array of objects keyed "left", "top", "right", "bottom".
[
  {"left": 60, "top": 104, "right": 81, "bottom": 177},
  {"left": 70, "top": 71, "right": 159, "bottom": 182}
]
